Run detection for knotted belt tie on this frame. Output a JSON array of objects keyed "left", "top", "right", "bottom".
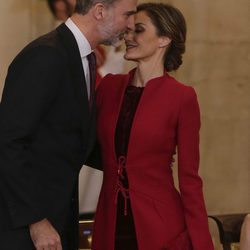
[{"left": 115, "top": 155, "right": 129, "bottom": 216}]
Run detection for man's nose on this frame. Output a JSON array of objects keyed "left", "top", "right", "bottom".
[{"left": 127, "top": 15, "right": 135, "bottom": 30}]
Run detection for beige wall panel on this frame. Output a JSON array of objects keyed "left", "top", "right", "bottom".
[
  {"left": 0, "top": 0, "right": 31, "bottom": 96},
  {"left": 0, "top": 0, "right": 54, "bottom": 98},
  {"left": 201, "top": 118, "right": 250, "bottom": 211},
  {"left": 173, "top": 0, "right": 250, "bottom": 40}
]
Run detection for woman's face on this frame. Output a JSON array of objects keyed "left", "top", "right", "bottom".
[{"left": 124, "top": 11, "right": 169, "bottom": 62}]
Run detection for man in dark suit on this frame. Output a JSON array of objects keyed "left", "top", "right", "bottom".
[{"left": 0, "top": 0, "right": 137, "bottom": 249}]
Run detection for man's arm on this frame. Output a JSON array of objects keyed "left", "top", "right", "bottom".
[{"left": 0, "top": 46, "right": 65, "bottom": 248}]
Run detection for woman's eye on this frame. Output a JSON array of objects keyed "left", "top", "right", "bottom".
[{"left": 134, "top": 28, "right": 144, "bottom": 34}]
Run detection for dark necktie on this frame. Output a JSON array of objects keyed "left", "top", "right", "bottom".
[{"left": 87, "top": 52, "right": 96, "bottom": 107}]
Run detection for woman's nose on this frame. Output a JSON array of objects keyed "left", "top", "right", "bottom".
[{"left": 127, "top": 15, "right": 135, "bottom": 31}]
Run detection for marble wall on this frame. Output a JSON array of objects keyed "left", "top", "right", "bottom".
[{"left": 0, "top": 0, "right": 249, "bottom": 248}]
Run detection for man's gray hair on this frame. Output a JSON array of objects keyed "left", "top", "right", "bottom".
[{"left": 75, "top": 0, "right": 121, "bottom": 15}]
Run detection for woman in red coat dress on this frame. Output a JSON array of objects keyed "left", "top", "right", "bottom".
[{"left": 92, "top": 3, "right": 214, "bottom": 250}]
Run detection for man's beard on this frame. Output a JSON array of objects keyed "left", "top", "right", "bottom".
[
  {"left": 98, "top": 14, "right": 124, "bottom": 47},
  {"left": 102, "top": 32, "right": 124, "bottom": 47}
]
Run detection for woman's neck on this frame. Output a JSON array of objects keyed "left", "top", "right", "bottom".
[{"left": 132, "top": 60, "right": 165, "bottom": 87}]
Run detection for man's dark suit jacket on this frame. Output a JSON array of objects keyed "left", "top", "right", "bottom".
[{"left": 0, "top": 23, "right": 96, "bottom": 249}]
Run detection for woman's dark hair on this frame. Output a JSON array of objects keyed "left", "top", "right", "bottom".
[
  {"left": 137, "top": 3, "right": 187, "bottom": 72},
  {"left": 47, "top": 0, "right": 73, "bottom": 18}
]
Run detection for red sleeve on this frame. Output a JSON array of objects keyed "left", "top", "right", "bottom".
[{"left": 177, "top": 87, "right": 214, "bottom": 250}]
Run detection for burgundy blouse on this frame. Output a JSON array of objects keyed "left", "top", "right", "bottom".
[
  {"left": 114, "top": 85, "right": 144, "bottom": 249},
  {"left": 115, "top": 85, "right": 144, "bottom": 158}
]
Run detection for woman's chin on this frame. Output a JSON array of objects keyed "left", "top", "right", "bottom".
[{"left": 124, "top": 53, "right": 137, "bottom": 61}]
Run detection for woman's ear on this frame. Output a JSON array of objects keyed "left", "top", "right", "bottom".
[
  {"left": 54, "top": 1, "right": 66, "bottom": 11},
  {"left": 158, "top": 36, "right": 172, "bottom": 48},
  {"left": 92, "top": 3, "right": 105, "bottom": 20}
]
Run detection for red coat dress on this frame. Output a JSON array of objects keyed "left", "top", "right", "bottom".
[{"left": 92, "top": 69, "right": 214, "bottom": 250}]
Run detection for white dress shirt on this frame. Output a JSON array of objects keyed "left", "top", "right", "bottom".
[{"left": 65, "top": 18, "right": 92, "bottom": 99}]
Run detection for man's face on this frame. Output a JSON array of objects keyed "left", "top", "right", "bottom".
[{"left": 99, "top": 0, "right": 137, "bottom": 46}]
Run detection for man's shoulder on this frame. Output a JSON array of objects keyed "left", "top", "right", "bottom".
[
  {"left": 23, "top": 29, "right": 62, "bottom": 56},
  {"left": 10, "top": 29, "right": 66, "bottom": 68}
]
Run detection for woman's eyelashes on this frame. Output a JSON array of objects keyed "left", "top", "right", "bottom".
[
  {"left": 134, "top": 28, "right": 144, "bottom": 34},
  {"left": 134, "top": 25, "right": 145, "bottom": 34},
  {"left": 124, "top": 26, "right": 145, "bottom": 37}
]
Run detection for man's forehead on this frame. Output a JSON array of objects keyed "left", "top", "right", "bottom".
[{"left": 115, "top": 0, "right": 137, "bottom": 10}]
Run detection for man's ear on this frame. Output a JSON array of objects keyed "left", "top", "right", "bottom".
[
  {"left": 158, "top": 36, "right": 172, "bottom": 48},
  {"left": 92, "top": 3, "right": 105, "bottom": 20}
]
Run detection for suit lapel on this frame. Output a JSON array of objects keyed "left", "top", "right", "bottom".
[{"left": 56, "top": 23, "right": 90, "bottom": 139}]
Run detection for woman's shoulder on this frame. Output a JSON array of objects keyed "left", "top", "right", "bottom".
[
  {"left": 95, "top": 72, "right": 130, "bottom": 106},
  {"left": 96, "top": 68, "right": 136, "bottom": 95},
  {"left": 105, "top": 72, "right": 127, "bottom": 82},
  {"left": 164, "top": 74, "right": 196, "bottom": 96},
  {"left": 97, "top": 73, "right": 128, "bottom": 91}
]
